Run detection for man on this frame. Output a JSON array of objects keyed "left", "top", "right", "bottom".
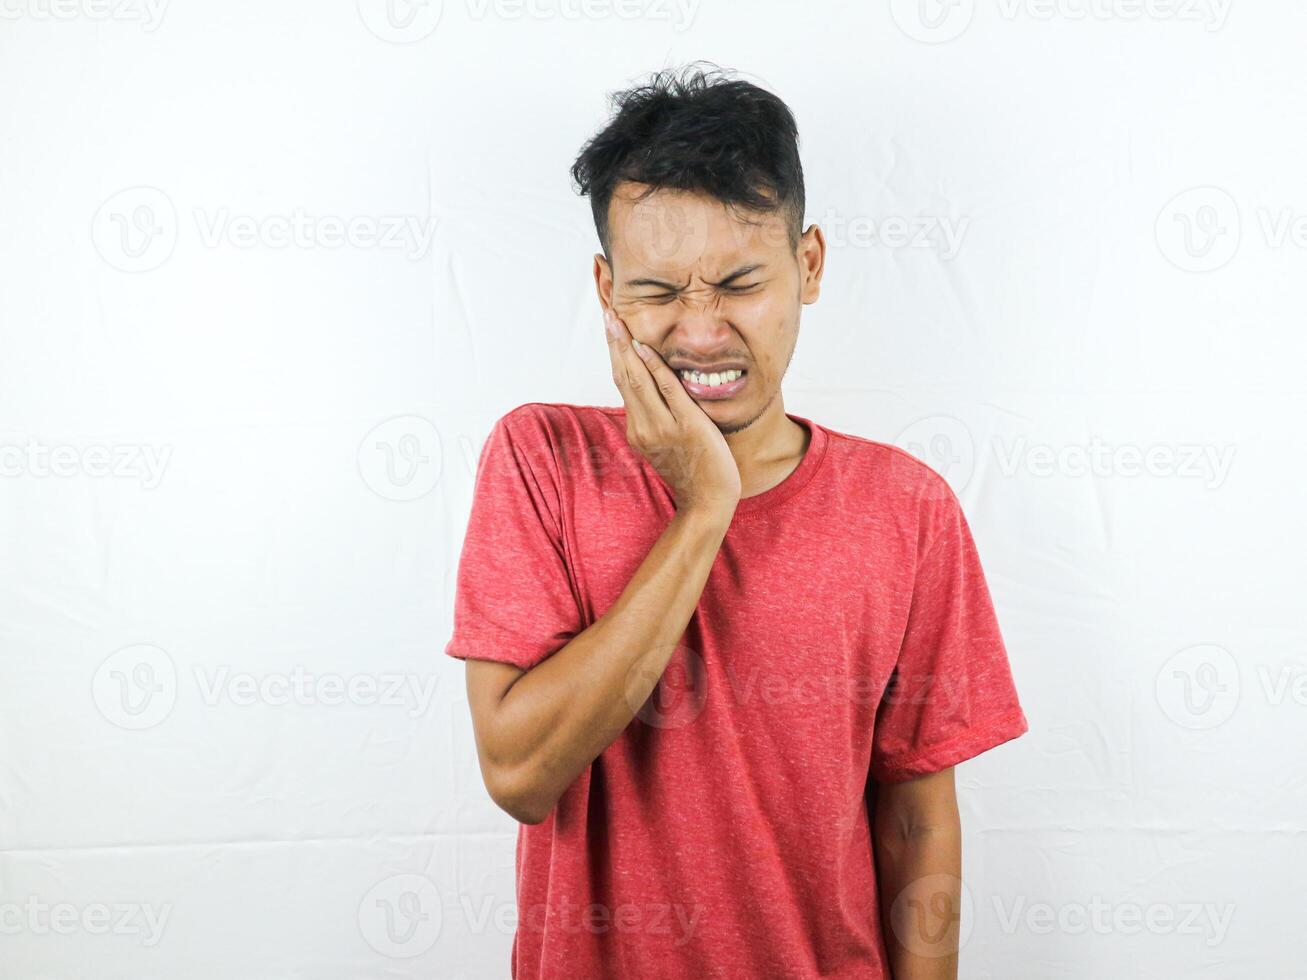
[{"left": 445, "top": 63, "right": 1028, "bottom": 980}]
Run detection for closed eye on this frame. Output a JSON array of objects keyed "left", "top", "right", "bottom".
[{"left": 640, "top": 283, "right": 762, "bottom": 302}]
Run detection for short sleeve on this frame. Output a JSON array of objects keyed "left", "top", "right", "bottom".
[
  {"left": 444, "top": 408, "right": 586, "bottom": 671},
  {"left": 869, "top": 479, "right": 1028, "bottom": 783}
]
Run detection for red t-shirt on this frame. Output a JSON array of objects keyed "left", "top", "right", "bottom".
[{"left": 445, "top": 402, "right": 1028, "bottom": 980}]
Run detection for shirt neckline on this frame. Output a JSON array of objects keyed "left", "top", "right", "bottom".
[
  {"left": 599, "top": 405, "right": 830, "bottom": 517},
  {"left": 732, "top": 411, "right": 829, "bottom": 517}
]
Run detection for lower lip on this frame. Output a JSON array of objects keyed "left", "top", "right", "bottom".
[{"left": 677, "top": 371, "right": 748, "bottom": 400}]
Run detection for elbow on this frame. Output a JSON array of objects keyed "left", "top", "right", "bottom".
[{"left": 485, "top": 765, "right": 556, "bottom": 826}]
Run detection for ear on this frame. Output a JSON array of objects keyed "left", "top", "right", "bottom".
[
  {"left": 593, "top": 252, "right": 614, "bottom": 309},
  {"left": 797, "top": 224, "right": 826, "bottom": 305}
]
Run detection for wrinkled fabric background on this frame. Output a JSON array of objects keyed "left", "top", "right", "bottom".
[{"left": 1, "top": 1, "right": 1302, "bottom": 978}]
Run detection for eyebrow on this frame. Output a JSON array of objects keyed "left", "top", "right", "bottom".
[{"left": 623, "top": 263, "right": 766, "bottom": 291}]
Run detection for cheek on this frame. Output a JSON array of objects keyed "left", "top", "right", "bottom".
[
  {"left": 622, "top": 304, "right": 678, "bottom": 337},
  {"left": 730, "top": 284, "right": 793, "bottom": 321},
  {"left": 739, "top": 295, "right": 790, "bottom": 337}
]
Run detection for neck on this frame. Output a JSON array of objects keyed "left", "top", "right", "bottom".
[{"left": 722, "top": 394, "right": 810, "bottom": 499}]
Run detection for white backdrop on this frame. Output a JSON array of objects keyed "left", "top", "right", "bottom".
[{"left": 2, "top": 2, "right": 1304, "bottom": 978}]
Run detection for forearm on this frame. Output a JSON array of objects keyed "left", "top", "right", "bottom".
[
  {"left": 873, "top": 796, "right": 963, "bottom": 979},
  {"left": 486, "top": 505, "right": 733, "bottom": 821}
]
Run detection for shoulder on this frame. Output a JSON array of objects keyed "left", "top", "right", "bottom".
[
  {"left": 819, "top": 422, "right": 958, "bottom": 507},
  {"left": 489, "top": 402, "right": 627, "bottom": 467},
  {"left": 496, "top": 401, "right": 623, "bottom": 441}
]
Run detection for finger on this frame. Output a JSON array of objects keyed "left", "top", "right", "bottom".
[
  {"left": 603, "top": 307, "right": 644, "bottom": 415},
  {"left": 627, "top": 332, "right": 701, "bottom": 424},
  {"left": 605, "top": 308, "right": 671, "bottom": 421}
]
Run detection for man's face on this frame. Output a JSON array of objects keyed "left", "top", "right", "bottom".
[{"left": 597, "top": 181, "right": 824, "bottom": 433}]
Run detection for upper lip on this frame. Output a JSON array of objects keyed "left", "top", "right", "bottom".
[{"left": 668, "top": 361, "right": 748, "bottom": 373}]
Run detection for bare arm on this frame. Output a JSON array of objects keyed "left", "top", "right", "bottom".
[
  {"left": 464, "top": 306, "right": 740, "bottom": 824},
  {"left": 872, "top": 767, "right": 963, "bottom": 980},
  {"left": 467, "top": 504, "right": 731, "bottom": 823}
]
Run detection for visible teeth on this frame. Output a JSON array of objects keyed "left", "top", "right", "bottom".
[{"left": 678, "top": 369, "right": 743, "bottom": 387}]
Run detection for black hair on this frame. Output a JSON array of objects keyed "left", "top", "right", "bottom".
[{"left": 569, "top": 61, "right": 805, "bottom": 263}]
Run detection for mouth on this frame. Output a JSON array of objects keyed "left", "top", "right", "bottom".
[{"left": 675, "top": 367, "right": 749, "bottom": 400}]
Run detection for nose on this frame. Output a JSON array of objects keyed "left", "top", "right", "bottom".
[{"left": 670, "top": 289, "right": 736, "bottom": 352}]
